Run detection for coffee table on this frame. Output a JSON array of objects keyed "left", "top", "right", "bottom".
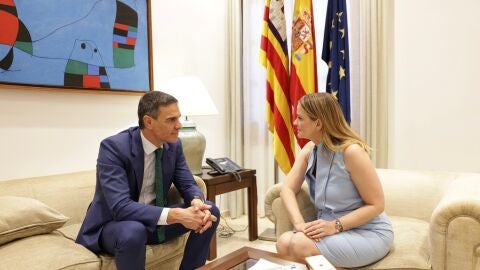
[{"left": 198, "top": 247, "right": 308, "bottom": 270}]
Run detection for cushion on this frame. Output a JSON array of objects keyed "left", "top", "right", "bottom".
[
  {"left": 0, "top": 196, "right": 69, "bottom": 245},
  {"left": 56, "top": 223, "right": 81, "bottom": 241},
  {"left": 100, "top": 234, "right": 187, "bottom": 270},
  {"left": 0, "top": 231, "right": 99, "bottom": 270},
  {"left": 358, "top": 216, "right": 431, "bottom": 270}
]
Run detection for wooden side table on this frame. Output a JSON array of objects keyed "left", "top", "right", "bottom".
[{"left": 200, "top": 169, "right": 258, "bottom": 260}]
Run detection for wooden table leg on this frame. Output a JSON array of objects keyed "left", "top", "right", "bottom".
[
  {"left": 247, "top": 176, "right": 258, "bottom": 241},
  {"left": 207, "top": 187, "right": 217, "bottom": 260}
]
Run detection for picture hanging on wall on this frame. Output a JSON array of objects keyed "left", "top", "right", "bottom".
[{"left": 0, "top": 0, "right": 152, "bottom": 93}]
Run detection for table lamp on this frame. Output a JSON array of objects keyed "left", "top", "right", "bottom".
[{"left": 163, "top": 76, "right": 218, "bottom": 175}]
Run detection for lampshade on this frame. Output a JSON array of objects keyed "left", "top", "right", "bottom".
[
  {"left": 164, "top": 76, "right": 218, "bottom": 116},
  {"left": 163, "top": 76, "right": 218, "bottom": 175}
]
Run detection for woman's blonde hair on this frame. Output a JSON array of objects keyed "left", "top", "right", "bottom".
[{"left": 299, "top": 93, "right": 370, "bottom": 154}]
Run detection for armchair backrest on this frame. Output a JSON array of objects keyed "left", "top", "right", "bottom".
[{"left": 377, "top": 169, "right": 457, "bottom": 222}]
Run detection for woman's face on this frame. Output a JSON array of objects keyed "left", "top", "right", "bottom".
[{"left": 294, "top": 105, "right": 321, "bottom": 140}]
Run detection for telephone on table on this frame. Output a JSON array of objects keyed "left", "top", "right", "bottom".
[{"left": 206, "top": 157, "right": 242, "bottom": 175}]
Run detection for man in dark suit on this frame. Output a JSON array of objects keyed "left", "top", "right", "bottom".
[{"left": 76, "top": 91, "right": 219, "bottom": 270}]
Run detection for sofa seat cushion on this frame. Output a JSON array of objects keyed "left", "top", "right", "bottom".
[
  {"left": 100, "top": 234, "right": 188, "bottom": 270},
  {"left": 358, "top": 216, "right": 431, "bottom": 270},
  {"left": 0, "top": 231, "right": 100, "bottom": 270},
  {"left": 0, "top": 196, "right": 69, "bottom": 245},
  {"left": 56, "top": 223, "right": 81, "bottom": 241},
  {"left": 58, "top": 223, "right": 187, "bottom": 270}
]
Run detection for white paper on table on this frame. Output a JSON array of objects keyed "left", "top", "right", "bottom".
[
  {"left": 305, "top": 255, "right": 336, "bottom": 270},
  {"left": 249, "top": 258, "right": 307, "bottom": 270}
]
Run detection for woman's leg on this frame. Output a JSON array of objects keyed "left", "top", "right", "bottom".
[
  {"left": 276, "top": 231, "right": 295, "bottom": 256},
  {"left": 289, "top": 231, "right": 320, "bottom": 258},
  {"left": 278, "top": 231, "right": 321, "bottom": 260}
]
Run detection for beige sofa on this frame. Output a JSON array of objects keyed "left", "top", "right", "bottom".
[
  {"left": 0, "top": 170, "right": 207, "bottom": 270},
  {"left": 264, "top": 169, "right": 480, "bottom": 270}
]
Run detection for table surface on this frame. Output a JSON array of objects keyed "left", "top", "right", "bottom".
[
  {"left": 198, "top": 247, "right": 308, "bottom": 270},
  {"left": 199, "top": 169, "right": 256, "bottom": 184}
]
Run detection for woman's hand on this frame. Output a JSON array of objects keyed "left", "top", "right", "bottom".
[
  {"left": 303, "top": 219, "right": 336, "bottom": 241},
  {"left": 293, "top": 222, "right": 308, "bottom": 233}
]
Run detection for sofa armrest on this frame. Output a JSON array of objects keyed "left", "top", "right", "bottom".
[
  {"left": 193, "top": 175, "right": 207, "bottom": 196},
  {"left": 430, "top": 174, "right": 480, "bottom": 270},
  {"left": 264, "top": 183, "right": 283, "bottom": 223},
  {"left": 167, "top": 175, "right": 207, "bottom": 205},
  {"left": 264, "top": 182, "right": 316, "bottom": 238}
]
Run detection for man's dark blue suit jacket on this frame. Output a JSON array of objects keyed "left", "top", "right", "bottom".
[{"left": 76, "top": 127, "right": 204, "bottom": 253}]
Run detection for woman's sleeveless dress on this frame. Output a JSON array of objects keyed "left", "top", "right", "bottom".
[{"left": 304, "top": 144, "right": 394, "bottom": 268}]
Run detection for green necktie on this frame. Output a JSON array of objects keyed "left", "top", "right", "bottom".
[{"left": 155, "top": 148, "right": 165, "bottom": 242}]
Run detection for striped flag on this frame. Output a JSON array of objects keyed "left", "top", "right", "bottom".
[
  {"left": 260, "top": 0, "right": 296, "bottom": 174},
  {"left": 322, "top": 0, "right": 351, "bottom": 123},
  {"left": 290, "top": 0, "right": 318, "bottom": 147}
]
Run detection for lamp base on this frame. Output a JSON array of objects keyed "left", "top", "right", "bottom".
[{"left": 178, "top": 120, "right": 205, "bottom": 175}]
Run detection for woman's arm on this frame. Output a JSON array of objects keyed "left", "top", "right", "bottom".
[
  {"left": 280, "top": 141, "right": 315, "bottom": 231},
  {"left": 304, "top": 143, "right": 385, "bottom": 240},
  {"left": 339, "top": 143, "right": 385, "bottom": 230}
]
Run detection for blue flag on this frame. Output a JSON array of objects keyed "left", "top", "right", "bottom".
[{"left": 321, "top": 0, "right": 350, "bottom": 124}]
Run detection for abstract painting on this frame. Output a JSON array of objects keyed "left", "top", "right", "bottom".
[{"left": 0, "top": 0, "right": 152, "bottom": 93}]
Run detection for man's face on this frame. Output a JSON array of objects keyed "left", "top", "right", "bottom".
[{"left": 144, "top": 103, "right": 182, "bottom": 146}]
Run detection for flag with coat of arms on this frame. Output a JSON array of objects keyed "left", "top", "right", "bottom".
[
  {"left": 289, "top": 0, "right": 318, "bottom": 147},
  {"left": 260, "top": 0, "right": 296, "bottom": 174}
]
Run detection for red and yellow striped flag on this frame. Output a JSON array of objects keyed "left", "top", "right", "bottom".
[
  {"left": 290, "top": 0, "right": 318, "bottom": 147},
  {"left": 260, "top": 0, "right": 295, "bottom": 174}
]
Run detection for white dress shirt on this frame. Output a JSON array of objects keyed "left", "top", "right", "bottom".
[{"left": 139, "top": 131, "right": 169, "bottom": 225}]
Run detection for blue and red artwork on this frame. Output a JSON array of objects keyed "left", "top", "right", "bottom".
[
  {"left": 0, "top": 0, "right": 32, "bottom": 70},
  {"left": 0, "top": 0, "right": 150, "bottom": 92},
  {"left": 64, "top": 40, "right": 110, "bottom": 88},
  {"left": 113, "top": 0, "right": 137, "bottom": 68}
]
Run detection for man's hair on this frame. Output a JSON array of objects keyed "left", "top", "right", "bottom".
[{"left": 138, "top": 91, "right": 178, "bottom": 129}]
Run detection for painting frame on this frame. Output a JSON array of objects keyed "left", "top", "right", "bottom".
[{"left": 0, "top": 0, "right": 153, "bottom": 94}]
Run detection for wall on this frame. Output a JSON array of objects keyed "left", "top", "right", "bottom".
[
  {"left": 0, "top": 1, "right": 227, "bottom": 180},
  {"left": 390, "top": 0, "right": 480, "bottom": 172},
  {"left": 152, "top": 0, "right": 228, "bottom": 166},
  {"left": 3, "top": 0, "right": 479, "bottom": 180}
]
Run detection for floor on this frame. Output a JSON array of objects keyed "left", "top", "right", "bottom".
[{"left": 213, "top": 214, "right": 277, "bottom": 259}]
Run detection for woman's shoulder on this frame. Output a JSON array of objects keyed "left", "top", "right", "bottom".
[
  {"left": 342, "top": 143, "right": 371, "bottom": 170},
  {"left": 343, "top": 143, "right": 368, "bottom": 159}
]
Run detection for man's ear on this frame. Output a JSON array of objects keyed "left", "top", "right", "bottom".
[{"left": 143, "top": 115, "right": 153, "bottom": 129}]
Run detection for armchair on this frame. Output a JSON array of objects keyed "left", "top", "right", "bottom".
[{"left": 264, "top": 169, "right": 480, "bottom": 270}]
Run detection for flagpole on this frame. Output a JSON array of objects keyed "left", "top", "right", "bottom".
[{"left": 274, "top": 160, "right": 279, "bottom": 184}]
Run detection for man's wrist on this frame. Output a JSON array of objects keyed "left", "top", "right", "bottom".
[
  {"left": 167, "top": 208, "right": 182, "bottom": 224},
  {"left": 192, "top": 195, "right": 204, "bottom": 204}
]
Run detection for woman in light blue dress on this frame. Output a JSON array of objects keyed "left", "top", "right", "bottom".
[{"left": 276, "top": 93, "right": 393, "bottom": 268}]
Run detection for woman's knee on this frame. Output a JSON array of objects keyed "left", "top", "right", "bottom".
[
  {"left": 276, "top": 231, "right": 294, "bottom": 255},
  {"left": 289, "top": 233, "right": 320, "bottom": 258}
]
